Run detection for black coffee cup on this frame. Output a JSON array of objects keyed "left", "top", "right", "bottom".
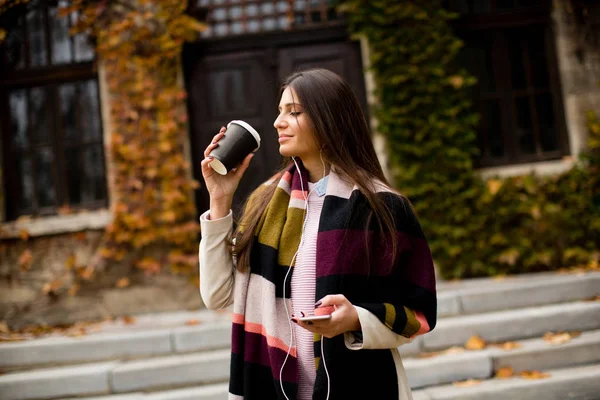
[{"left": 209, "top": 120, "right": 261, "bottom": 175}]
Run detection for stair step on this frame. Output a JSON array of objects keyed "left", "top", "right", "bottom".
[
  {"left": 404, "top": 329, "right": 600, "bottom": 388},
  {"left": 0, "top": 362, "right": 118, "bottom": 400},
  {"left": 57, "top": 383, "right": 230, "bottom": 400},
  {"left": 413, "top": 363, "right": 600, "bottom": 400},
  {"left": 111, "top": 349, "right": 230, "bottom": 393},
  {"left": 4, "top": 328, "right": 600, "bottom": 399},
  {"left": 0, "top": 322, "right": 232, "bottom": 370},
  {"left": 437, "top": 271, "right": 600, "bottom": 317},
  {"left": 423, "top": 300, "right": 600, "bottom": 351}
]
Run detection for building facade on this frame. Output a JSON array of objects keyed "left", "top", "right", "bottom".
[{"left": 0, "top": 0, "right": 597, "bottom": 327}]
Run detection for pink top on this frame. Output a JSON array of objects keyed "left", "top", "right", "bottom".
[{"left": 291, "top": 181, "right": 325, "bottom": 400}]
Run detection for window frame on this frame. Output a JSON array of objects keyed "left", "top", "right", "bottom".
[
  {"left": 0, "top": 3, "right": 107, "bottom": 221},
  {"left": 450, "top": 3, "right": 570, "bottom": 167}
]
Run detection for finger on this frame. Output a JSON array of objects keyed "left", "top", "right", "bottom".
[
  {"left": 203, "top": 142, "right": 219, "bottom": 159},
  {"left": 233, "top": 153, "right": 254, "bottom": 179},
  {"left": 317, "top": 294, "right": 347, "bottom": 307},
  {"left": 201, "top": 157, "right": 215, "bottom": 175},
  {"left": 209, "top": 131, "right": 226, "bottom": 148}
]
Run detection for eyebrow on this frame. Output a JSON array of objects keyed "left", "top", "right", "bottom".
[{"left": 278, "top": 102, "right": 303, "bottom": 110}]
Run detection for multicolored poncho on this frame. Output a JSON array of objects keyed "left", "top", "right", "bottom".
[{"left": 228, "top": 163, "right": 437, "bottom": 400}]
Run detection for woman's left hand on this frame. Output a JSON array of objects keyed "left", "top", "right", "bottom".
[{"left": 292, "top": 294, "right": 361, "bottom": 339}]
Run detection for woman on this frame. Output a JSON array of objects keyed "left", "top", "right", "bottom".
[{"left": 199, "top": 68, "right": 437, "bottom": 400}]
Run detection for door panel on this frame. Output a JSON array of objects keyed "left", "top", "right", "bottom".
[{"left": 187, "top": 51, "right": 279, "bottom": 217}]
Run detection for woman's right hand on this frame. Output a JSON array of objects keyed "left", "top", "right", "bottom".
[{"left": 201, "top": 126, "right": 255, "bottom": 204}]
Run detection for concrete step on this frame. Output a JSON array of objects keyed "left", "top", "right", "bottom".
[
  {"left": 0, "top": 362, "right": 118, "bottom": 400},
  {"left": 0, "top": 349, "right": 231, "bottom": 400},
  {"left": 2, "top": 271, "right": 597, "bottom": 370},
  {"left": 422, "top": 300, "right": 600, "bottom": 351},
  {"left": 405, "top": 329, "right": 600, "bottom": 388},
  {"left": 0, "top": 321, "right": 232, "bottom": 370},
  {"left": 56, "top": 384, "right": 229, "bottom": 400},
  {"left": 4, "top": 327, "right": 599, "bottom": 400},
  {"left": 413, "top": 363, "right": 600, "bottom": 400},
  {"left": 437, "top": 270, "right": 599, "bottom": 317}
]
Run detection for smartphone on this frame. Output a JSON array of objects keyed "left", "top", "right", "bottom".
[{"left": 296, "top": 314, "right": 332, "bottom": 322}]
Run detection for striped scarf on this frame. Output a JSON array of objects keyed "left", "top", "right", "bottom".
[{"left": 228, "top": 162, "right": 436, "bottom": 400}]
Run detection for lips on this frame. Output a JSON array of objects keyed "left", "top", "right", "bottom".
[{"left": 278, "top": 134, "right": 292, "bottom": 143}]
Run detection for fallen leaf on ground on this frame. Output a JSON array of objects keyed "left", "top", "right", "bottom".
[
  {"left": 543, "top": 331, "right": 580, "bottom": 345},
  {"left": 0, "top": 321, "right": 9, "bottom": 334},
  {"left": 0, "top": 335, "right": 27, "bottom": 342},
  {"left": 418, "top": 346, "right": 465, "bottom": 359},
  {"left": 116, "top": 277, "right": 130, "bottom": 288},
  {"left": 19, "top": 229, "right": 30, "bottom": 241},
  {"left": 520, "top": 370, "right": 550, "bottom": 380},
  {"left": 465, "top": 335, "right": 487, "bottom": 350},
  {"left": 185, "top": 319, "right": 201, "bottom": 326},
  {"left": 122, "top": 316, "right": 136, "bottom": 325},
  {"left": 18, "top": 249, "right": 33, "bottom": 271},
  {"left": 452, "top": 379, "right": 481, "bottom": 387},
  {"left": 42, "top": 279, "right": 63, "bottom": 295},
  {"left": 495, "top": 341, "right": 522, "bottom": 350},
  {"left": 495, "top": 366, "right": 514, "bottom": 379}
]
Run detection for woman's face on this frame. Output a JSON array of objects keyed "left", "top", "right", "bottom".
[{"left": 273, "top": 86, "right": 320, "bottom": 160}]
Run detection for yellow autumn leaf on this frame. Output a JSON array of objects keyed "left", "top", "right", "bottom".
[
  {"left": 498, "top": 341, "right": 522, "bottom": 350},
  {"left": 123, "top": 316, "right": 136, "bottom": 325},
  {"left": 179, "top": 15, "right": 207, "bottom": 32},
  {"left": 0, "top": 29, "right": 6, "bottom": 42},
  {"left": 42, "top": 279, "right": 63, "bottom": 295},
  {"left": 65, "top": 254, "right": 76, "bottom": 270},
  {"left": 543, "top": 331, "right": 579, "bottom": 345},
  {"left": 18, "top": 249, "right": 33, "bottom": 271},
  {"left": 487, "top": 179, "right": 502, "bottom": 195},
  {"left": 465, "top": 335, "right": 487, "bottom": 350},
  {"left": 185, "top": 319, "right": 201, "bottom": 326},
  {"left": 520, "top": 370, "right": 550, "bottom": 380},
  {"left": 19, "top": 229, "right": 30, "bottom": 241},
  {"left": 452, "top": 379, "right": 481, "bottom": 387},
  {"left": 448, "top": 75, "right": 464, "bottom": 89},
  {"left": 116, "top": 277, "right": 130, "bottom": 288},
  {"left": 495, "top": 366, "right": 514, "bottom": 379}
]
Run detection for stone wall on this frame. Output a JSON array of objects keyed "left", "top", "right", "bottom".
[
  {"left": 0, "top": 230, "right": 202, "bottom": 330},
  {"left": 554, "top": 0, "right": 600, "bottom": 158}
]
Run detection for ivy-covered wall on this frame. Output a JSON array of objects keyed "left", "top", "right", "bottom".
[{"left": 342, "top": 0, "right": 600, "bottom": 278}]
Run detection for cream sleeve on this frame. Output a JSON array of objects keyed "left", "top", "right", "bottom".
[
  {"left": 198, "top": 210, "right": 236, "bottom": 310},
  {"left": 344, "top": 306, "right": 414, "bottom": 350}
]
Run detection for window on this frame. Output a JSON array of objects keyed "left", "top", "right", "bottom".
[
  {"left": 0, "top": 1, "right": 107, "bottom": 221},
  {"left": 188, "top": 0, "right": 342, "bottom": 38},
  {"left": 448, "top": 0, "right": 569, "bottom": 167}
]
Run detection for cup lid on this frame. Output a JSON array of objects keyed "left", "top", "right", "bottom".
[{"left": 228, "top": 120, "right": 261, "bottom": 150}]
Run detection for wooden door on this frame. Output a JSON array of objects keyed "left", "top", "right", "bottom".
[{"left": 186, "top": 50, "right": 280, "bottom": 217}]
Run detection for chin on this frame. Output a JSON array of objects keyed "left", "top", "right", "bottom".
[{"left": 278, "top": 146, "right": 295, "bottom": 158}]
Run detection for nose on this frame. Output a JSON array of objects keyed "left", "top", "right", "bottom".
[{"left": 273, "top": 114, "right": 286, "bottom": 130}]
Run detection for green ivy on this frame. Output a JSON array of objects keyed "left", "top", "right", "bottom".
[{"left": 341, "top": 0, "right": 600, "bottom": 278}]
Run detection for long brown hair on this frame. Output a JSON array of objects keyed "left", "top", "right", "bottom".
[{"left": 232, "top": 68, "right": 398, "bottom": 271}]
